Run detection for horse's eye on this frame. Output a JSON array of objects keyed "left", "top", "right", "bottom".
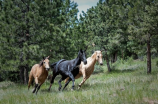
[
  {"left": 43, "top": 62, "right": 45, "bottom": 64},
  {"left": 98, "top": 56, "right": 99, "bottom": 58}
]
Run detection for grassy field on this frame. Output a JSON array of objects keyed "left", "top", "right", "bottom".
[{"left": 0, "top": 58, "right": 158, "bottom": 104}]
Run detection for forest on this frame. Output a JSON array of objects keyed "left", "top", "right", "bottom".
[{"left": 0, "top": 0, "right": 158, "bottom": 93}]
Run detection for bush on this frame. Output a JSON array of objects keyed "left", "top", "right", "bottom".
[{"left": 0, "top": 71, "right": 19, "bottom": 82}]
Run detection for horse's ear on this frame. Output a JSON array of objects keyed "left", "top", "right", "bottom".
[
  {"left": 80, "top": 49, "right": 83, "bottom": 53},
  {"left": 84, "top": 45, "right": 88, "bottom": 52},
  {"left": 43, "top": 57, "right": 45, "bottom": 60},
  {"left": 47, "top": 56, "right": 50, "bottom": 59}
]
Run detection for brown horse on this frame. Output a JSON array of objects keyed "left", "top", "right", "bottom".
[
  {"left": 65, "top": 51, "right": 103, "bottom": 88},
  {"left": 28, "top": 56, "right": 50, "bottom": 94}
]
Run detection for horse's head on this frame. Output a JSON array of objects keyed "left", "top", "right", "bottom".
[
  {"left": 79, "top": 49, "right": 87, "bottom": 65},
  {"left": 95, "top": 51, "right": 103, "bottom": 65},
  {"left": 42, "top": 56, "right": 50, "bottom": 71}
]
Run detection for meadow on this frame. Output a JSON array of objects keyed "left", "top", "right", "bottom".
[{"left": 0, "top": 57, "right": 158, "bottom": 104}]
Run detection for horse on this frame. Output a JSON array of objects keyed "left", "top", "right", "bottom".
[
  {"left": 28, "top": 56, "right": 50, "bottom": 94},
  {"left": 65, "top": 50, "right": 103, "bottom": 88},
  {"left": 48, "top": 49, "right": 87, "bottom": 91}
]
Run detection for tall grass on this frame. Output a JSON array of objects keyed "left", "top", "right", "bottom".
[{"left": 0, "top": 58, "right": 158, "bottom": 104}]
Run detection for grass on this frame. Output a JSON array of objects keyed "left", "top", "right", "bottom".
[{"left": 0, "top": 58, "right": 158, "bottom": 104}]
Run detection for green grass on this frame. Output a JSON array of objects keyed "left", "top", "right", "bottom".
[{"left": 0, "top": 58, "right": 158, "bottom": 104}]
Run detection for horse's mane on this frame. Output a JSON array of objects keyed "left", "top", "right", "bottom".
[
  {"left": 91, "top": 50, "right": 101, "bottom": 58},
  {"left": 39, "top": 56, "right": 49, "bottom": 67},
  {"left": 39, "top": 58, "right": 46, "bottom": 67},
  {"left": 39, "top": 60, "right": 44, "bottom": 67},
  {"left": 91, "top": 51, "right": 97, "bottom": 58}
]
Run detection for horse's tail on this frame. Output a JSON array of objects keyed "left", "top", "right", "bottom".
[
  {"left": 28, "top": 71, "right": 34, "bottom": 90},
  {"left": 31, "top": 79, "right": 34, "bottom": 86},
  {"left": 50, "top": 62, "right": 57, "bottom": 69},
  {"left": 50, "top": 59, "right": 66, "bottom": 73}
]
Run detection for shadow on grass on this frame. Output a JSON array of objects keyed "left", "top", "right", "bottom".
[{"left": 40, "top": 86, "right": 81, "bottom": 93}]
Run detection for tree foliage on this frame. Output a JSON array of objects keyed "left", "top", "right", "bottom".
[{"left": 0, "top": 0, "right": 158, "bottom": 82}]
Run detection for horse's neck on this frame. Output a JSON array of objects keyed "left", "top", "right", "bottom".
[
  {"left": 74, "top": 56, "right": 81, "bottom": 66},
  {"left": 40, "top": 66, "right": 47, "bottom": 72},
  {"left": 89, "top": 53, "right": 97, "bottom": 66}
]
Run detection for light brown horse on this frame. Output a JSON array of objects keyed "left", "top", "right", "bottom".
[
  {"left": 28, "top": 56, "right": 50, "bottom": 94},
  {"left": 65, "top": 51, "right": 103, "bottom": 88}
]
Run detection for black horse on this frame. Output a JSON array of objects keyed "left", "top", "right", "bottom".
[{"left": 48, "top": 49, "right": 87, "bottom": 91}]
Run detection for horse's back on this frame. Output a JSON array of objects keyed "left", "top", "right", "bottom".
[
  {"left": 31, "top": 64, "right": 48, "bottom": 82},
  {"left": 30, "top": 64, "right": 42, "bottom": 77},
  {"left": 50, "top": 62, "right": 57, "bottom": 69},
  {"left": 57, "top": 59, "right": 78, "bottom": 75},
  {"left": 56, "top": 59, "right": 67, "bottom": 70},
  {"left": 58, "top": 59, "right": 75, "bottom": 68},
  {"left": 31, "top": 64, "right": 39, "bottom": 71}
]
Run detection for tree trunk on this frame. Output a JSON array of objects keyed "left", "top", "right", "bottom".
[
  {"left": 105, "top": 53, "right": 111, "bottom": 72},
  {"left": 24, "top": 65, "right": 28, "bottom": 84},
  {"left": 19, "top": 66, "right": 24, "bottom": 84},
  {"left": 111, "top": 51, "right": 117, "bottom": 63},
  {"left": 122, "top": 51, "right": 124, "bottom": 60},
  {"left": 147, "top": 34, "right": 151, "bottom": 74},
  {"left": 23, "top": 1, "right": 29, "bottom": 84},
  {"left": 114, "top": 51, "right": 117, "bottom": 62},
  {"left": 111, "top": 55, "right": 114, "bottom": 63},
  {"left": 103, "top": 47, "right": 111, "bottom": 72}
]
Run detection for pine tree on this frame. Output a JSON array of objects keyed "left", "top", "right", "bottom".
[
  {"left": 128, "top": 0, "right": 158, "bottom": 73},
  {"left": 0, "top": 0, "right": 81, "bottom": 82}
]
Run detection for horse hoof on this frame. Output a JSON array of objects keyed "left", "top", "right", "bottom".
[
  {"left": 58, "top": 87, "right": 61, "bottom": 91},
  {"left": 78, "top": 87, "right": 80, "bottom": 90},
  {"left": 32, "top": 90, "right": 35, "bottom": 93},
  {"left": 78, "top": 85, "right": 81, "bottom": 89}
]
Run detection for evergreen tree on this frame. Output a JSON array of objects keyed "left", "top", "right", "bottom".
[
  {"left": 128, "top": 0, "right": 158, "bottom": 73},
  {"left": 0, "top": 0, "right": 81, "bottom": 82}
]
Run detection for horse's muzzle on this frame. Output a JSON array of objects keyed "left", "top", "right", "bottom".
[
  {"left": 46, "top": 68, "right": 50, "bottom": 71},
  {"left": 84, "top": 61, "right": 87, "bottom": 65},
  {"left": 100, "top": 63, "right": 103, "bottom": 65}
]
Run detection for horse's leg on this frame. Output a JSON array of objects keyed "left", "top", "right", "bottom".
[
  {"left": 80, "top": 75, "right": 90, "bottom": 88},
  {"left": 32, "top": 83, "right": 38, "bottom": 93},
  {"left": 79, "top": 71, "right": 88, "bottom": 88},
  {"left": 48, "top": 73, "right": 58, "bottom": 91},
  {"left": 64, "top": 77, "right": 69, "bottom": 83},
  {"left": 62, "top": 78, "right": 71, "bottom": 91},
  {"left": 32, "top": 77, "right": 38, "bottom": 93},
  {"left": 58, "top": 77, "right": 63, "bottom": 91},
  {"left": 75, "top": 73, "right": 82, "bottom": 79},
  {"left": 63, "top": 72, "right": 75, "bottom": 91},
  {"left": 65, "top": 68, "right": 82, "bottom": 83},
  {"left": 35, "top": 83, "right": 42, "bottom": 95},
  {"left": 64, "top": 73, "right": 82, "bottom": 84}
]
